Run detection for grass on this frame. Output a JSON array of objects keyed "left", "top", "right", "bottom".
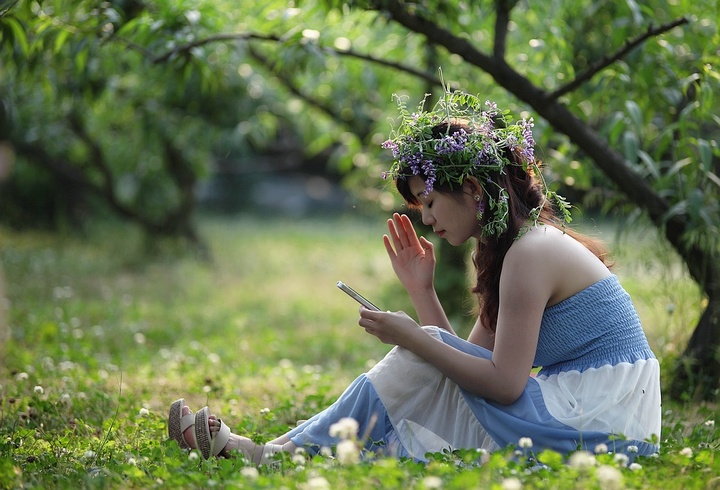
[{"left": 0, "top": 213, "right": 717, "bottom": 489}]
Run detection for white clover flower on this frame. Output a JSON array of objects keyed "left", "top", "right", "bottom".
[
  {"left": 518, "top": 437, "right": 533, "bottom": 449},
  {"left": 292, "top": 453, "right": 306, "bottom": 465},
  {"left": 138, "top": 407, "right": 150, "bottom": 417},
  {"left": 302, "top": 476, "right": 330, "bottom": 490},
  {"left": 596, "top": 464, "right": 623, "bottom": 490},
  {"left": 127, "top": 457, "right": 137, "bottom": 466},
  {"left": 329, "top": 417, "right": 359, "bottom": 440},
  {"left": 15, "top": 372, "right": 29, "bottom": 381},
  {"left": 61, "top": 393, "right": 71, "bottom": 404},
  {"left": 568, "top": 450, "right": 596, "bottom": 470},
  {"left": 627, "top": 445, "right": 638, "bottom": 453},
  {"left": 34, "top": 385, "right": 44, "bottom": 395},
  {"left": 613, "top": 453, "right": 629, "bottom": 467},
  {"left": 421, "top": 475, "right": 444, "bottom": 489},
  {"left": 336, "top": 439, "right": 360, "bottom": 465},
  {"left": 260, "top": 407, "right": 271, "bottom": 415},
  {"left": 704, "top": 420, "right": 715, "bottom": 427},
  {"left": 629, "top": 462, "right": 643, "bottom": 471},
  {"left": 679, "top": 447, "right": 693, "bottom": 458},
  {"left": 476, "top": 447, "right": 490, "bottom": 464},
  {"left": 58, "top": 361, "right": 75, "bottom": 372},
  {"left": 501, "top": 477, "right": 522, "bottom": 490},
  {"left": 188, "top": 451, "right": 199, "bottom": 461},
  {"left": 594, "top": 443, "right": 608, "bottom": 454},
  {"left": 320, "top": 446, "right": 333, "bottom": 458},
  {"left": 240, "top": 467, "right": 259, "bottom": 480},
  {"left": 83, "top": 450, "right": 96, "bottom": 460}
]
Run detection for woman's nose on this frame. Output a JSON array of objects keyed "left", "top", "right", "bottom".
[{"left": 421, "top": 208, "right": 434, "bottom": 226}]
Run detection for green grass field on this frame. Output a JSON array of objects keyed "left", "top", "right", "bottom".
[{"left": 0, "top": 214, "right": 717, "bottom": 489}]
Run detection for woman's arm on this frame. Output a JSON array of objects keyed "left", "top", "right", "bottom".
[
  {"left": 466, "top": 316, "right": 495, "bottom": 350},
  {"left": 362, "top": 229, "right": 557, "bottom": 404}
]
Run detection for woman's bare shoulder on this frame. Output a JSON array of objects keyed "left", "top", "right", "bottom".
[{"left": 506, "top": 225, "right": 611, "bottom": 305}]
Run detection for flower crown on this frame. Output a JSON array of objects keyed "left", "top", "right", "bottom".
[{"left": 381, "top": 89, "right": 571, "bottom": 237}]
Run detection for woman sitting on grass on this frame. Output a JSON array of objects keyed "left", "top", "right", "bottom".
[{"left": 168, "top": 90, "right": 661, "bottom": 464}]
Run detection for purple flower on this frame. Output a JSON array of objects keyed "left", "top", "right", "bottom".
[
  {"left": 421, "top": 159, "right": 437, "bottom": 196},
  {"left": 477, "top": 119, "right": 494, "bottom": 136},
  {"left": 381, "top": 139, "right": 400, "bottom": 158},
  {"left": 400, "top": 153, "right": 423, "bottom": 176},
  {"left": 434, "top": 129, "right": 468, "bottom": 155},
  {"left": 520, "top": 118, "right": 535, "bottom": 161},
  {"left": 485, "top": 101, "right": 498, "bottom": 117}
]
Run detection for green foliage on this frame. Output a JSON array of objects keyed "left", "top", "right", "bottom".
[
  {"left": 3, "top": 0, "right": 717, "bottom": 251},
  {"left": 0, "top": 215, "right": 716, "bottom": 489}
]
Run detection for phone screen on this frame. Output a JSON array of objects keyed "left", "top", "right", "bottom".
[{"left": 336, "top": 281, "right": 380, "bottom": 311}]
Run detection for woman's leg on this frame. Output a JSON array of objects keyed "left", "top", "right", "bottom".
[
  {"left": 176, "top": 374, "right": 400, "bottom": 461},
  {"left": 179, "top": 405, "right": 297, "bottom": 464},
  {"left": 283, "top": 374, "right": 401, "bottom": 457}
]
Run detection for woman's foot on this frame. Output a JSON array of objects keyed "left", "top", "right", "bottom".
[{"left": 182, "top": 404, "right": 288, "bottom": 464}]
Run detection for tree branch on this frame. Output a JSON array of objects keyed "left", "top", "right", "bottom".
[
  {"left": 376, "top": 0, "right": 504, "bottom": 79},
  {"left": 372, "top": 0, "right": 674, "bottom": 229},
  {"left": 143, "top": 30, "right": 453, "bottom": 90},
  {"left": 150, "top": 32, "right": 279, "bottom": 64},
  {"left": 548, "top": 17, "right": 688, "bottom": 100},
  {"left": 247, "top": 45, "right": 350, "bottom": 130},
  {"left": 493, "top": 0, "right": 512, "bottom": 61}
]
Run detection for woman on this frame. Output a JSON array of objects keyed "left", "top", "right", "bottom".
[{"left": 168, "top": 90, "right": 661, "bottom": 464}]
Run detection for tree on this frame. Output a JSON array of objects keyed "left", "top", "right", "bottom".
[
  {"left": 1, "top": 0, "right": 291, "bottom": 253},
  {"left": 2, "top": 0, "right": 718, "bottom": 398}
]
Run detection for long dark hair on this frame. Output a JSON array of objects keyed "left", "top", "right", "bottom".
[{"left": 395, "top": 122, "right": 611, "bottom": 333}]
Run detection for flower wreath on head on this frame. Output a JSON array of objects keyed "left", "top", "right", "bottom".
[{"left": 381, "top": 88, "right": 572, "bottom": 238}]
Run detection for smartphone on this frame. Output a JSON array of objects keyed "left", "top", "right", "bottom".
[{"left": 336, "top": 281, "right": 380, "bottom": 311}]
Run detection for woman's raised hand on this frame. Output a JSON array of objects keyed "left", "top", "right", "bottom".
[{"left": 383, "top": 213, "right": 436, "bottom": 293}]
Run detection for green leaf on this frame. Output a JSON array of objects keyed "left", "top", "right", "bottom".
[
  {"left": 638, "top": 150, "right": 660, "bottom": 180},
  {"left": 53, "top": 28, "right": 71, "bottom": 54},
  {"left": 536, "top": 449, "right": 564, "bottom": 470},
  {"left": 624, "top": 100, "right": 643, "bottom": 128},
  {"left": 697, "top": 138, "right": 712, "bottom": 171},
  {"left": 622, "top": 130, "right": 639, "bottom": 165},
  {"left": 666, "top": 158, "right": 692, "bottom": 178},
  {"left": 3, "top": 16, "right": 29, "bottom": 56}
]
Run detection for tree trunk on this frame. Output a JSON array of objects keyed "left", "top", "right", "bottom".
[{"left": 668, "top": 255, "right": 720, "bottom": 400}]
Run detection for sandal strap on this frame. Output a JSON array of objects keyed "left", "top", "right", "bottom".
[
  {"left": 180, "top": 413, "right": 195, "bottom": 432},
  {"left": 211, "top": 419, "right": 231, "bottom": 457}
]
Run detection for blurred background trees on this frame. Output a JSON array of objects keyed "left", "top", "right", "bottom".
[{"left": 1, "top": 0, "right": 718, "bottom": 398}]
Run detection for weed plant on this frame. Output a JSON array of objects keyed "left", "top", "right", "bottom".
[{"left": 0, "top": 214, "right": 717, "bottom": 489}]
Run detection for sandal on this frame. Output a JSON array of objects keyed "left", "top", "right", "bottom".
[
  {"left": 168, "top": 398, "right": 195, "bottom": 449},
  {"left": 194, "top": 406, "right": 231, "bottom": 459}
]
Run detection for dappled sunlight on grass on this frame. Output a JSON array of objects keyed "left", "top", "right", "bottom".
[{"left": 0, "top": 214, "right": 717, "bottom": 488}]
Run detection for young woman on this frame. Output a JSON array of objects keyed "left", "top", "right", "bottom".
[{"left": 168, "top": 91, "right": 661, "bottom": 464}]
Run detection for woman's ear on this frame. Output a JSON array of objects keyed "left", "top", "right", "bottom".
[{"left": 464, "top": 177, "right": 483, "bottom": 198}]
